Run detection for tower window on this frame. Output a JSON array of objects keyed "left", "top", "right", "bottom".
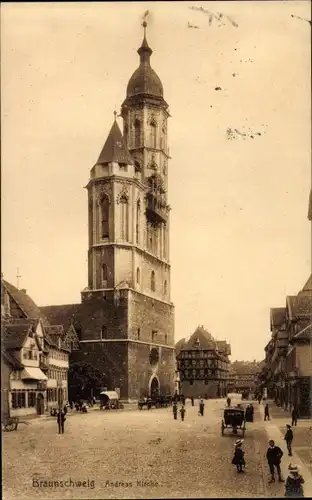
[
  {"left": 136, "top": 267, "right": 140, "bottom": 284},
  {"left": 151, "top": 271, "right": 155, "bottom": 291},
  {"left": 100, "top": 326, "right": 107, "bottom": 340},
  {"left": 138, "top": 328, "right": 140, "bottom": 340},
  {"left": 150, "top": 122, "right": 157, "bottom": 148},
  {"left": 164, "top": 280, "right": 167, "bottom": 295},
  {"left": 101, "top": 196, "right": 109, "bottom": 239},
  {"left": 120, "top": 195, "right": 129, "bottom": 241},
  {"left": 102, "top": 264, "right": 108, "bottom": 282},
  {"left": 134, "top": 120, "right": 141, "bottom": 148}
]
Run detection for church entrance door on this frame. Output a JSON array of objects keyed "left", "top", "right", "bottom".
[{"left": 150, "top": 377, "right": 160, "bottom": 399}]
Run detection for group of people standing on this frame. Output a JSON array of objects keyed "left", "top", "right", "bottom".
[
  {"left": 231, "top": 438, "right": 304, "bottom": 496},
  {"left": 172, "top": 398, "right": 205, "bottom": 421}
]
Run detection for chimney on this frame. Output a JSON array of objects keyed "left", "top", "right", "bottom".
[{"left": 20, "top": 289, "right": 27, "bottom": 294}]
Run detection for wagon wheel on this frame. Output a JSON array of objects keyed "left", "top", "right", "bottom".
[
  {"left": 221, "top": 420, "right": 225, "bottom": 436},
  {"left": 4, "top": 421, "right": 16, "bottom": 432}
]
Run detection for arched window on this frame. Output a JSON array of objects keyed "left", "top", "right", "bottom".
[
  {"left": 101, "top": 196, "right": 109, "bottom": 239},
  {"left": 151, "top": 271, "right": 155, "bottom": 291},
  {"left": 136, "top": 200, "right": 140, "bottom": 244},
  {"left": 137, "top": 328, "right": 141, "bottom": 340},
  {"left": 102, "top": 264, "right": 107, "bottom": 282},
  {"left": 136, "top": 267, "right": 140, "bottom": 284},
  {"left": 150, "top": 122, "right": 157, "bottom": 148},
  {"left": 120, "top": 196, "right": 129, "bottom": 241},
  {"left": 164, "top": 280, "right": 167, "bottom": 295},
  {"left": 134, "top": 120, "right": 141, "bottom": 148}
]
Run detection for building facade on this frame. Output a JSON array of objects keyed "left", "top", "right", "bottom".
[
  {"left": 1, "top": 278, "right": 76, "bottom": 416},
  {"left": 41, "top": 23, "right": 175, "bottom": 402},
  {"left": 259, "top": 276, "right": 312, "bottom": 417},
  {"left": 176, "top": 327, "right": 231, "bottom": 398}
]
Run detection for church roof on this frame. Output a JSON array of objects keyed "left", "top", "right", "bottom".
[
  {"left": 97, "top": 119, "right": 133, "bottom": 165},
  {"left": 3, "top": 280, "right": 50, "bottom": 325},
  {"left": 40, "top": 303, "right": 82, "bottom": 332},
  {"left": 126, "top": 28, "right": 163, "bottom": 99},
  {"left": 302, "top": 274, "right": 312, "bottom": 292}
]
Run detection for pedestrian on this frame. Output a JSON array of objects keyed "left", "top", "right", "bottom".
[
  {"left": 258, "top": 394, "right": 262, "bottom": 404},
  {"left": 292, "top": 407, "right": 299, "bottom": 426},
  {"left": 266, "top": 439, "right": 284, "bottom": 483},
  {"left": 284, "top": 425, "right": 294, "bottom": 457},
  {"left": 232, "top": 439, "right": 246, "bottom": 473},
  {"left": 227, "top": 396, "right": 231, "bottom": 407},
  {"left": 173, "top": 402, "right": 178, "bottom": 420},
  {"left": 199, "top": 398, "right": 205, "bottom": 416},
  {"left": 191, "top": 397, "right": 194, "bottom": 406},
  {"left": 249, "top": 404, "right": 254, "bottom": 422},
  {"left": 180, "top": 405, "right": 186, "bottom": 422},
  {"left": 56, "top": 409, "right": 66, "bottom": 434},
  {"left": 264, "top": 403, "right": 270, "bottom": 421},
  {"left": 285, "top": 464, "right": 305, "bottom": 497}
]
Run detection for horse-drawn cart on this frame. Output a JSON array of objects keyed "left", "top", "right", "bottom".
[{"left": 221, "top": 407, "right": 246, "bottom": 437}]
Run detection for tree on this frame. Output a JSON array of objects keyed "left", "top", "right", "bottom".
[{"left": 68, "top": 361, "right": 107, "bottom": 400}]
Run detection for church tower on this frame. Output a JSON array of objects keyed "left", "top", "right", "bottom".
[{"left": 79, "top": 21, "right": 175, "bottom": 401}]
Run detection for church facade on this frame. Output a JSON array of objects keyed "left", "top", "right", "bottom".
[{"left": 41, "top": 23, "right": 175, "bottom": 402}]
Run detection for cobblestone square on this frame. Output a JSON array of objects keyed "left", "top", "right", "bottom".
[{"left": 2, "top": 398, "right": 292, "bottom": 500}]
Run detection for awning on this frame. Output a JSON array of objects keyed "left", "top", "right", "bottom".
[
  {"left": 100, "top": 390, "right": 119, "bottom": 400},
  {"left": 21, "top": 367, "right": 48, "bottom": 381}
]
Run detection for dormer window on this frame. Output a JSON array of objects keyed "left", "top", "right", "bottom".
[{"left": 119, "top": 164, "right": 128, "bottom": 172}]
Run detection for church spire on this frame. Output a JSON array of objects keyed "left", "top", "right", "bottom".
[
  {"left": 97, "top": 116, "right": 133, "bottom": 165},
  {"left": 137, "top": 20, "right": 153, "bottom": 64}
]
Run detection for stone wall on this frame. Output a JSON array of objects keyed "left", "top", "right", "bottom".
[
  {"left": 127, "top": 342, "right": 175, "bottom": 399},
  {"left": 71, "top": 341, "right": 129, "bottom": 399},
  {"left": 128, "top": 289, "right": 174, "bottom": 345},
  {"left": 79, "top": 290, "right": 128, "bottom": 341}
]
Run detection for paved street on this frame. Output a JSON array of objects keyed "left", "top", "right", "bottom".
[{"left": 2, "top": 396, "right": 312, "bottom": 499}]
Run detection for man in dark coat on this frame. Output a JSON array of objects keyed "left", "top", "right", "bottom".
[
  {"left": 57, "top": 409, "right": 66, "bottom": 434},
  {"left": 199, "top": 399, "right": 205, "bottom": 416},
  {"left": 264, "top": 403, "right": 270, "bottom": 421},
  {"left": 284, "top": 424, "right": 294, "bottom": 456},
  {"left": 191, "top": 397, "right": 194, "bottom": 406},
  {"left": 173, "top": 403, "right": 178, "bottom": 420},
  {"left": 292, "top": 407, "right": 299, "bottom": 426},
  {"left": 266, "top": 440, "right": 284, "bottom": 483}
]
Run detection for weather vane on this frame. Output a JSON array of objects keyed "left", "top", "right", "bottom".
[{"left": 142, "top": 10, "right": 149, "bottom": 35}]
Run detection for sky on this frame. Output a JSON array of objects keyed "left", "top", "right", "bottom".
[{"left": 2, "top": 1, "right": 311, "bottom": 361}]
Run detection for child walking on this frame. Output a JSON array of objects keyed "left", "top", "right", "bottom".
[{"left": 232, "top": 439, "right": 246, "bottom": 473}]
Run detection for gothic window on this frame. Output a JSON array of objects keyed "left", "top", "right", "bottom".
[
  {"left": 164, "top": 280, "right": 167, "bottom": 295},
  {"left": 120, "top": 195, "right": 129, "bottom": 241},
  {"left": 138, "top": 328, "right": 140, "bottom": 340},
  {"left": 134, "top": 120, "right": 141, "bottom": 148},
  {"left": 102, "top": 264, "right": 108, "bottom": 283},
  {"left": 101, "top": 196, "right": 109, "bottom": 239},
  {"left": 150, "top": 122, "right": 157, "bottom": 148},
  {"left": 136, "top": 200, "right": 140, "bottom": 244},
  {"left": 136, "top": 267, "right": 140, "bottom": 284},
  {"left": 151, "top": 271, "right": 155, "bottom": 291}
]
